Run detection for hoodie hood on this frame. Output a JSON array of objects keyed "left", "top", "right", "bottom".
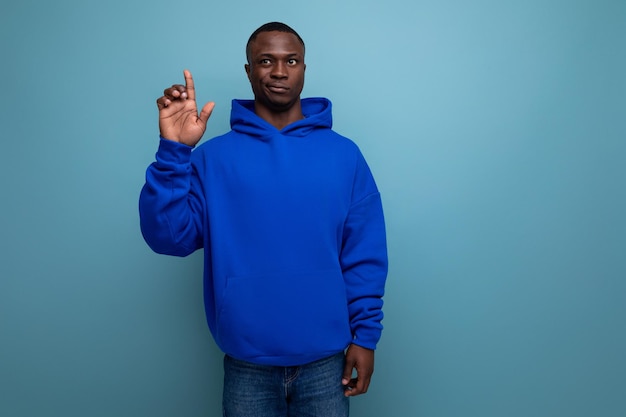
[{"left": 230, "top": 97, "right": 333, "bottom": 139}]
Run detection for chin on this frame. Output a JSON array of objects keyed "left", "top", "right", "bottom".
[{"left": 269, "top": 98, "right": 298, "bottom": 111}]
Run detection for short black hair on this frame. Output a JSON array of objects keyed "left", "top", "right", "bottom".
[{"left": 246, "top": 22, "right": 305, "bottom": 64}]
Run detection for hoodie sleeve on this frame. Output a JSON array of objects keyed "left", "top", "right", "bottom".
[
  {"left": 341, "top": 150, "right": 388, "bottom": 350},
  {"left": 139, "top": 137, "right": 205, "bottom": 256}
]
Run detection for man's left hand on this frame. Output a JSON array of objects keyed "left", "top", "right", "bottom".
[{"left": 342, "top": 344, "right": 375, "bottom": 397}]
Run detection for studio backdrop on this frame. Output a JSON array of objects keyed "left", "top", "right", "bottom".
[{"left": 1, "top": 1, "right": 624, "bottom": 416}]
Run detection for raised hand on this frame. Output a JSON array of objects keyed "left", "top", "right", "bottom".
[{"left": 156, "top": 69, "right": 215, "bottom": 147}]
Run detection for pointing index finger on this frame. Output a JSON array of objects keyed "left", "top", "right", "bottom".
[{"left": 183, "top": 69, "right": 196, "bottom": 101}]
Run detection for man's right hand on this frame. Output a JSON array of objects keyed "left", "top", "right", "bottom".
[{"left": 156, "top": 69, "right": 215, "bottom": 147}]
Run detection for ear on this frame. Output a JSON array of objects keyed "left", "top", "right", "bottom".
[{"left": 244, "top": 63, "right": 251, "bottom": 81}]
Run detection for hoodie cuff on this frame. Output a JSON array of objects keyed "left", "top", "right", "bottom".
[
  {"left": 156, "top": 136, "right": 194, "bottom": 165},
  {"left": 352, "top": 326, "right": 382, "bottom": 351}
]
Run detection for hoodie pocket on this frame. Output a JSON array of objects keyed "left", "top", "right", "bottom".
[{"left": 215, "top": 269, "right": 351, "bottom": 359}]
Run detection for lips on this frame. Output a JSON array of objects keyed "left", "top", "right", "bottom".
[{"left": 267, "top": 84, "right": 289, "bottom": 93}]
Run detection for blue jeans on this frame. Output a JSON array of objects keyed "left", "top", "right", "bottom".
[{"left": 223, "top": 352, "right": 350, "bottom": 417}]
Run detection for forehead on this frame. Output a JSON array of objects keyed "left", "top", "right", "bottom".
[{"left": 249, "top": 31, "right": 304, "bottom": 56}]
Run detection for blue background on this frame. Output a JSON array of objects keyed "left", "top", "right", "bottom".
[{"left": 1, "top": 1, "right": 625, "bottom": 416}]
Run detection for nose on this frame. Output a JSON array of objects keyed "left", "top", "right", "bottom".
[{"left": 271, "top": 61, "right": 287, "bottom": 78}]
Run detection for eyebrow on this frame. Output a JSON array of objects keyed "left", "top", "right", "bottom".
[{"left": 256, "top": 52, "right": 302, "bottom": 59}]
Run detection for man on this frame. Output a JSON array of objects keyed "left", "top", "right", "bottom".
[{"left": 139, "top": 22, "right": 387, "bottom": 417}]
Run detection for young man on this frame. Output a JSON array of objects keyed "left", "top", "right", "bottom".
[{"left": 140, "top": 22, "right": 387, "bottom": 417}]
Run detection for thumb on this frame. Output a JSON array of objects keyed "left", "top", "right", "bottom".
[
  {"left": 198, "top": 101, "right": 215, "bottom": 125},
  {"left": 342, "top": 355, "right": 354, "bottom": 385}
]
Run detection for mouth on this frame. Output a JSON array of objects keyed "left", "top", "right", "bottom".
[{"left": 267, "top": 84, "right": 289, "bottom": 94}]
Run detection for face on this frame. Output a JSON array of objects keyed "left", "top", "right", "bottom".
[{"left": 245, "top": 31, "right": 306, "bottom": 114}]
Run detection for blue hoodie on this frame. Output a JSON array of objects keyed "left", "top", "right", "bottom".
[{"left": 140, "top": 97, "right": 387, "bottom": 366}]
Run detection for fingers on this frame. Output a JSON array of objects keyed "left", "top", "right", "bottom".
[
  {"left": 183, "top": 69, "right": 196, "bottom": 101},
  {"left": 156, "top": 84, "right": 188, "bottom": 110},
  {"left": 156, "top": 70, "right": 196, "bottom": 110},
  {"left": 343, "top": 374, "right": 371, "bottom": 397}
]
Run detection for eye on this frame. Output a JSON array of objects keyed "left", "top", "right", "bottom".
[
  {"left": 287, "top": 59, "right": 298, "bottom": 65},
  {"left": 260, "top": 58, "right": 271, "bottom": 65}
]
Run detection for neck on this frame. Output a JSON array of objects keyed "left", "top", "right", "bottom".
[{"left": 254, "top": 100, "right": 304, "bottom": 130}]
